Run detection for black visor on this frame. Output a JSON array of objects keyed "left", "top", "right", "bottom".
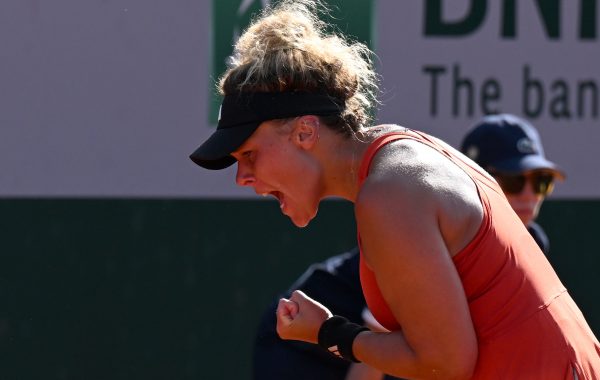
[{"left": 189, "top": 91, "right": 344, "bottom": 170}]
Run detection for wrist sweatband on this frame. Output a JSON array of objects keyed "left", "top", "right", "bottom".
[{"left": 317, "top": 315, "right": 369, "bottom": 363}]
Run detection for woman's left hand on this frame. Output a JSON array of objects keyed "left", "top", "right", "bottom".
[{"left": 276, "top": 290, "right": 333, "bottom": 344}]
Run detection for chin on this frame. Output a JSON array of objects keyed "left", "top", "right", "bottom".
[
  {"left": 293, "top": 220, "right": 310, "bottom": 228},
  {"left": 288, "top": 209, "right": 318, "bottom": 228},
  {"left": 290, "top": 215, "right": 311, "bottom": 228},
  {"left": 284, "top": 200, "right": 319, "bottom": 228}
]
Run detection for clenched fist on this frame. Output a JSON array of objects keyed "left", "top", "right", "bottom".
[{"left": 276, "top": 290, "right": 334, "bottom": 344}]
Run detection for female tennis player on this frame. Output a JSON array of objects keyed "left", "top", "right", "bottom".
[{"left": 189, "top": 1, "right": 600, "bottom": 378}]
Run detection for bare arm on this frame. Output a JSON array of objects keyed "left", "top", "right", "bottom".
[
  {"left": 277, "top": 177, "right": 479, "bottom": 380},
  {"left": 277, "top": 142, "right": 481, "bottom": 380},
  {"left": 345, "top": 363, "right": 385, "bottom": 380},
  {"left": 345, "top": 308, "right": 389, "bottom": 380},
  {"left": 351, "top": 173, "right": 478, "bottom": 379}
]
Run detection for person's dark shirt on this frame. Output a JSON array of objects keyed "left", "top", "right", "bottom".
[
  {"left": 252, "top": 248, "right": 401, "bottom": 380},
  {"left": 253, "top": 248, "right": 363, "bottom": 379},
  {"left": 528, "top": 221, "right": 550, "bottom": 255}
]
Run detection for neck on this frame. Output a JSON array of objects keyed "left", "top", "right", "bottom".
[{"left": 316, "top": 131, "right": 371, "bottom": 202}]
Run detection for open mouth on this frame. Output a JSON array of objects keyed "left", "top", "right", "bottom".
[
  {"left": 258, "top": 190, "right": 286, "bottom": 211},
  {"left": 270, "top": 191, "right": 285, "bottom": 209}
]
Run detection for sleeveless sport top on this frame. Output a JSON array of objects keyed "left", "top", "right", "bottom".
[{"left": 357, "top": 129, "right": 600, "bottom": 379}]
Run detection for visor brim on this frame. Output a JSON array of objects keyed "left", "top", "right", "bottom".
[{"left": 189, "top": 122, "right": 259, "bottom": 170}]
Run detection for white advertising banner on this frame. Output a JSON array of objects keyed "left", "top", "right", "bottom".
[
  {"left": 0, "top": 0, "right": 597, "bottom": 198},
  {"left": 375, "top": 0, "right": 599, "bottom": 198},
  {"left": 0, "top": 0, "right": 243, "bottom": 198}
]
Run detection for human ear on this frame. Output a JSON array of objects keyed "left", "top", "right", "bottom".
[{"left": 293, "top": 115, "right": 320, "bottom": 148}]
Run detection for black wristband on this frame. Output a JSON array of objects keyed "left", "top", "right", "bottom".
[{"left": 317, "top": 315, "right": 369, "bottom": 363}]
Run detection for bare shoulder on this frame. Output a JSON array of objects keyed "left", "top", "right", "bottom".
[
  {"left": 356, "top": 139, "right": 483, "bottom": 257},
  {"left": 356, "top": 138, "right": 459, "bottom": 209}
]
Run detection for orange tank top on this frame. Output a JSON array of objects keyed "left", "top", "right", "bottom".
[{"left": 357, "top": 129, "right": 600, "bottom": 379}]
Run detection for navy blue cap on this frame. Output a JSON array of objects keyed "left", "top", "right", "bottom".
[{"left": 460, "top": 114, "right": 565, "bottom": 178}]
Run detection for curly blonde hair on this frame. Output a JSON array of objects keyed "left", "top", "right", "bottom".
[{"left": 218, "top": 0, "right": 379, "bottom": 137}]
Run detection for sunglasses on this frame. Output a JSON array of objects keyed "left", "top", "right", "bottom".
[{"left": 492, "top": 172, "right": 555, "bottom": 195}]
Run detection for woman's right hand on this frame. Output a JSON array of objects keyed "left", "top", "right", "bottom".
[{"left": 276, "top": 290, "right": 333, "bottom": 344}]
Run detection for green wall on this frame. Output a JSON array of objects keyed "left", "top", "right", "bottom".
[
  {"left": 0, "top": 199, "right": 598, "bottom": 379},
  {"left": 537, "top": 200, "right": 600, "bottom": 336},
  {"left": 0, "top": 199, "right": 357, "bottom": 380}
]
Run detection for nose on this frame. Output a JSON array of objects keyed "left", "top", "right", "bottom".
[{"left": 235, "top": 162, "right": 256, "bottom": 187}]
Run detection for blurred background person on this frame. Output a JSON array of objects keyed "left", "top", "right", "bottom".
[
  {"left": 460, "top": 114, "right": 565, "bottom": 255},
  {"left": 252, "top": 247, "right": 400, "bottom": 380}
]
